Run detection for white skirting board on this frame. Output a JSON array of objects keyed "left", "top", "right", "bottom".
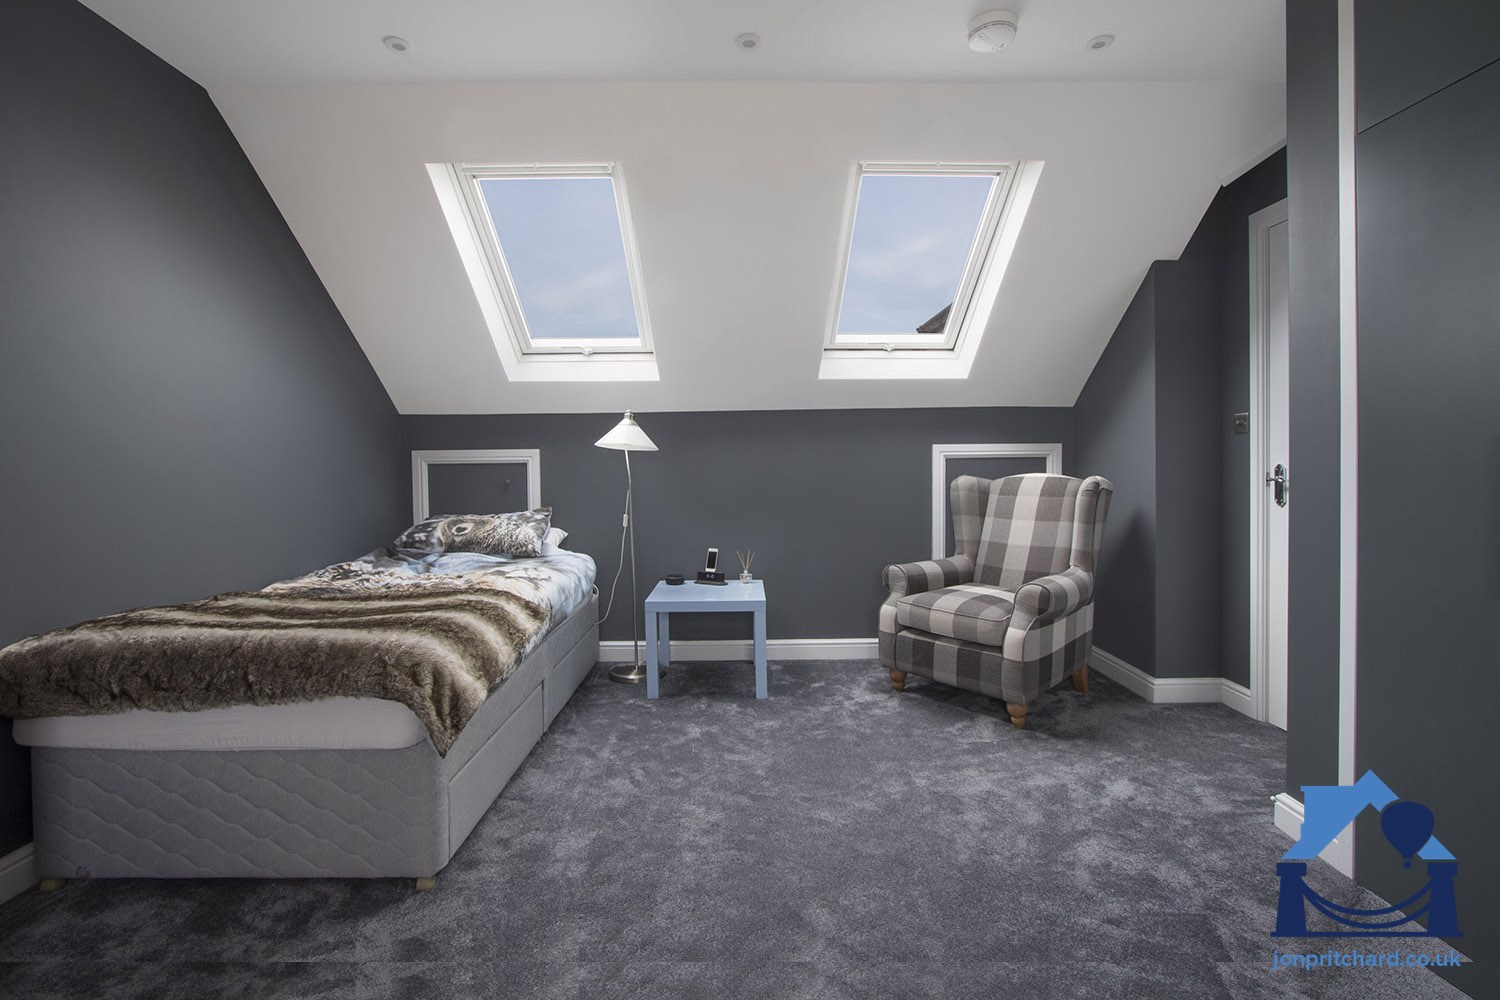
[
  {"left": 0, "top": 842, "right": 37, "bottom": 905},
  {"left": 1089, "top": 647, "right": 1255, "bottom": 718},
  {"left": 601, "top": 639, "right": 1255, "bottom": 714},
  {"left": 1272, "top": 792, "right": 1355, "bottom": 877},
  {"left": 599, "top": 637, "right": 877, "bottom": 662}
]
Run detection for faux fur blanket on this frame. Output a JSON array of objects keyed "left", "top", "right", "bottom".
[{"left": 0, "top": 570, "right": 550, "bottom": 756}]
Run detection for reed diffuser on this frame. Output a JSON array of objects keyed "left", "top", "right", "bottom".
[{"left": 736, "top": 549, "right": 755, "bottom": 584}]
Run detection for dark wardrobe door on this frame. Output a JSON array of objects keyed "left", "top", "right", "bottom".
[{"left": 1355, "top": 56, "right": 1500, "bottom": 986}]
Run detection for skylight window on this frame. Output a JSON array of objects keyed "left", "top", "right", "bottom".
[
  {"left": 820, "top": 161, "right": 1043, "bottom": 380},
  {"left": 835, "top": 174, "right": 993, "bottom": 342},
  {"left": 428, "top": 162, "right": 658, "bottom": 382}
]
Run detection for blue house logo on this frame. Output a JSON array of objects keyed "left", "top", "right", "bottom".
[{"left": 1274, "top": 771, "right": 1460, "bottom": 938}]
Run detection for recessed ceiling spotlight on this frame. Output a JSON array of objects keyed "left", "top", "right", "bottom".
[
  {"left": 382, "top": 35, "right": 411, "bottom": 53},
  {"left": 968, "top": 10, "right": 1019, "bottom": 53},
  {"left": 735, "top": 33, "right": 761, "bottom": 51},
  {"left": 1087, "top": 34, "right": 1115, "bottom": 51}
]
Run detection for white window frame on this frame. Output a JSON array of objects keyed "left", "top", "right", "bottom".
[
  {"left": 427, "top": 162, "right": 659, "bottom": 383},
  {"left": 819, "top": 160, "right": 1044, "bottom": 381}
]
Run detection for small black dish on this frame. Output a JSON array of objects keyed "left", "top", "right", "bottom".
[{"left": 664, "top": 574, "right": 685, "bottom": 586}]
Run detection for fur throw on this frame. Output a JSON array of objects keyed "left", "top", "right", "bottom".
[{"left": 0, "top": 573, "right": 550, "bottom": 756}]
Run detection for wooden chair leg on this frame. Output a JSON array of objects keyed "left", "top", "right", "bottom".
[
  {"left": 414, "top": 876, "right": 437, "bottom": 891},
  {"left": 38, "top": 878, "right": 64, "bottom": 893},
  {"left": 1005, "top": 703, "right": 1028, "bottom": 730},
  {"left": 1072, "top": 664, "right": 1090, "bottom": 694},
  {"left": 889, "top": 669, "right": 907, "bottom": 692}
]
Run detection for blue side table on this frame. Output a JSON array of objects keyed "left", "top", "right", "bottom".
[{"left": 643, "top": 578, "right": 767, "bottom": 699}]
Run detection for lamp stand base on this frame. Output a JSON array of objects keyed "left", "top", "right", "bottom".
[{"left": 608, "top": 662, "right": 658, "bottom": 684}]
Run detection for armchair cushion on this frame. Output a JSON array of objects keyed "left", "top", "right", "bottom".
[
  {"left": 896, "top": 583, "right": 1015, "bottom": 647},
  {"left": 882, "top": 556, "right": 974, "bottom": 598}
]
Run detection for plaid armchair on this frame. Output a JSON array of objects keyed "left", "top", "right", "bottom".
[{"left": 879, "top": 473, "right": 1113, "bottom": 729}]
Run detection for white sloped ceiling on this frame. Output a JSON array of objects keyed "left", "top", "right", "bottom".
[
  {"left": 81, "top": 0, "right": 1286, "bottom": 414},
  {"left": 210, "top": 79, "right": 1283, "bottom": 413}
]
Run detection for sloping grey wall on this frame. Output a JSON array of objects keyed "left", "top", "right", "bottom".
[
  {"left": 1073, "top": 150, "right": 1285, "bottom": 681},
  {"left": 1073, "top": 278, "right": 1159, "bottom": 672},
  {"left": 1153, "top": 256, "right": 1222, "bottom": 680},
  {"left": 402, "top": 408, "right": 1074, "bottom": 643},
  {"left": 0, "top": 0, "right": 406, "bottom": 855},
  {"left": 1354, "top": 41, "right": 1500, "bottom": 1000}
]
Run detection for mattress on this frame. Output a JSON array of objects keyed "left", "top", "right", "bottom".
[
  {"left": 12, "top": 550, "right": 598, "bottom": 753},
  {"left": 26, "top": 594, "right": 601, "bottom": 880},
  {"left": 13, "top": 696, "right": 429, "bottom": 751}
]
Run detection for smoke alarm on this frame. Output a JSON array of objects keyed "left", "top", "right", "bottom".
[{"left": 968, "top": 10, "right": 1019, "bottom": 52}]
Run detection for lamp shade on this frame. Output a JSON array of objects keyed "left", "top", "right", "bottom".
[{"left": 594, "top": 410, "right": 658, "bottom": 452}]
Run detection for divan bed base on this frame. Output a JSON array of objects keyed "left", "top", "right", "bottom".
[{"left": 28, "top": 594, "right": 599, "bottom": 881}]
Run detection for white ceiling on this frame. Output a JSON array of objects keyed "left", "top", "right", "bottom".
[
  {"left": 81, "top": 1, "right": 1284, "bottom": 87},
  {"left": 81, "top": 2, "right": 1287, "bottom": 415}
]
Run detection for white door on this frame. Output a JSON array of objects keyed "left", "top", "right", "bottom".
[{"left": 1264, "top": 217, "right": 1290, "bottom": 731}]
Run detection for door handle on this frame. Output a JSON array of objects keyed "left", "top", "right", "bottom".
[{"left": 1266, "top": 464, "right": 1289, "bottom": 508}]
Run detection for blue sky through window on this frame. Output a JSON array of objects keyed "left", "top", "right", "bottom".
[
  {"left": 836, "top": 174, "right": 995, "bottom": 336},
  {"left": 479, "top": 177, "right": 639, "bottom": 340}
]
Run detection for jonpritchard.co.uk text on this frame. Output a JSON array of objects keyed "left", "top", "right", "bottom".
[{"left": 1270, "top": 948, "right": 1464, "bottom": 971}]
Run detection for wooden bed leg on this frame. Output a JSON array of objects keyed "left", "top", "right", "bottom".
[
  {"left": 38, "top": 879, "right": 64, "bottom": 893},
  {"left": 414, "top": 876, "right": 437, "bottom": 892},
  {"left": 1072, "top": 665, "right": 1090, "bottom": 694},
  {"left": 889, "top": 669, "right": 907, "bottom": 692},
  {"left": 1005, "top": 703, "right": 1028, "bottom": 730}
]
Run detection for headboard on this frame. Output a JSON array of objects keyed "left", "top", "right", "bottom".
[{"left": 409, "top": 449, "right": 542, "bottom": 523}]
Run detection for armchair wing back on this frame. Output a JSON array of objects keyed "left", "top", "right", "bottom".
[{"left": 880, "top": 472, "right": 1114, "bottom": 730}]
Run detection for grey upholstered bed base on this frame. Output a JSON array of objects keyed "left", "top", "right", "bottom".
[{"left": 29, "top": 593, "right": 599, "bottom": 881}]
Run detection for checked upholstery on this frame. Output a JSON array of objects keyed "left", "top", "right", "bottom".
[{"left": 880, "top": 473, "right": 1112, "bottom": 719}]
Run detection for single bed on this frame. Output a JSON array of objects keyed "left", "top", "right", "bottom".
[{"left": 3, "top": 517, "right": 600, "bottom": 886}]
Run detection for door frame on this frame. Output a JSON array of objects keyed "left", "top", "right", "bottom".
[{"left": 1248, "top": 198, "right": 1289, "bottom": 725}]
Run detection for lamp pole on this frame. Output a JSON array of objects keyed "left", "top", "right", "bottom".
[{"left": 597, "top": 411, "right": 656, "bottom": 685}]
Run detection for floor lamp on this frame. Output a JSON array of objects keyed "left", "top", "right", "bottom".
[{"left": 595, "top": 410, "right": 658, "bottom": 684}]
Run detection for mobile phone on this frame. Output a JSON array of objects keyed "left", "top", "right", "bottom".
[{"left": 704, "top": 547, "right": 719, "bottom": 574}]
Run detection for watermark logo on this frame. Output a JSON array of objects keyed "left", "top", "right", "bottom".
[{"left": 1273, "top": 771, "right": 1460, "bottom": 938}]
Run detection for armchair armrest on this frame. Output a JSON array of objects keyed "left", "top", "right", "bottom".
[
  {"left": 1011, "top": 567, "right": 1094, "bottom": 630},
  {"left": 883, "top": 556, "right": 974, "bottom": 598}
]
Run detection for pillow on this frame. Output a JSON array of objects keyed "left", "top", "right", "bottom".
[
  {"left": 540, "top": 526, "right": 568, "bottom": 555},
  {"left": 394, "top": 508, "right": 553, "bottom": 557}
]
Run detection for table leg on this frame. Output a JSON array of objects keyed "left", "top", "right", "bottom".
[
  {"left": 754, "top": 606, "right": 767, "bottom": 699},
  {"left": 659, "top": 612, "right": 670, "bottom": 671},
  {"left": 645, "top": 609, "right": 659, "bottom": 699}
]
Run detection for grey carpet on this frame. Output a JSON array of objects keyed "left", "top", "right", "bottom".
[{"left": 0, "top": 661, "right": 1472, "bottom": 999}]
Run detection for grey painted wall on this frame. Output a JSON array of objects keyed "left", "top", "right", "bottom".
[
  {"left": 1073, "top": 150, "right": 1285, "bottom": 682},
  {"left": 1355, "top": 54, "right": 1500, "bottom": 999},
  {"left": 1153, "top": 255, "right": 1223, "bottom": 681},
  {"left": 0, "top": 0, "right": 406, "bottom": 855},
  {"left": 427, "top": 462, "right": 532, "bottom": 520},
  {"left": 402, "top": 409, "right": 1073, "bottom": 644},
  {"left": 1284, "top": 0, "right": 1344, "bottom": 798},
  {"left": 1074, "top": 278, "right": 1159, "bottom": 672}
]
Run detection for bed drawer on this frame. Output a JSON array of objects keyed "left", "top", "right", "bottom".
[{"left": 446, "top": 682, "right": 545, "bottom": 853}]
